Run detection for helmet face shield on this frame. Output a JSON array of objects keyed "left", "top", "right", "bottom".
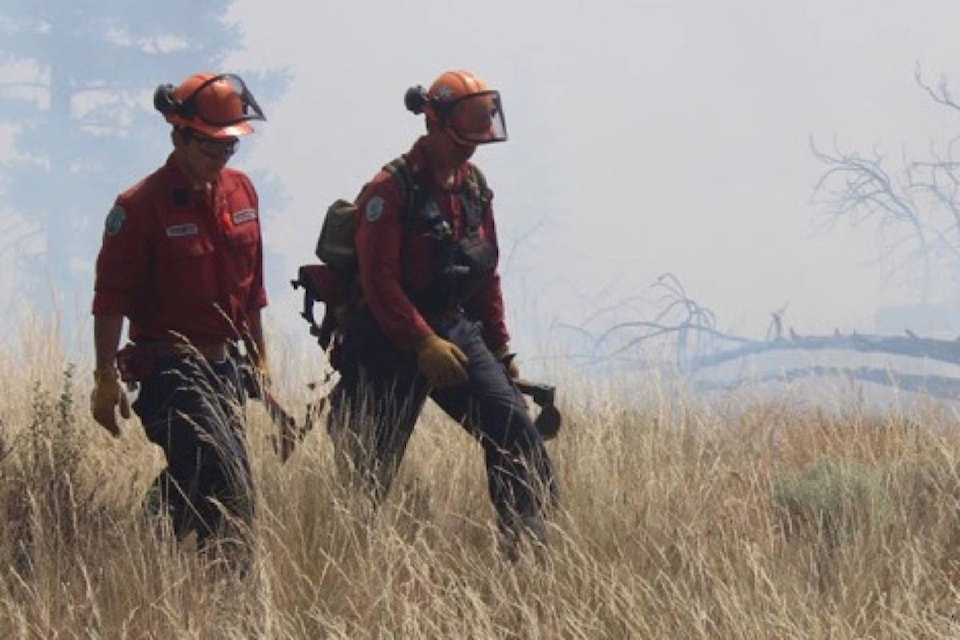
[
  {"left": 182, "top": 73, "right": 265, "bottom": 128},
  {"left": 156, "top": 73, "right": 266, "bottom": 137},
  {"left": 445, "top": 90, "right": 507, "bottom": 144}
]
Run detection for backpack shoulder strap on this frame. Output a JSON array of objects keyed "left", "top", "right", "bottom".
[
  {"left": 379, "top": 156, "right": 491, "bottom": 232},
  {"left": 381, "top": 155, "right": 420, "bottom": 220},
  {"left": 462, "top": 163, "right": 493, "bottom": 232},
  {"left": 465, "top": 163, "right": 492, "bottom": 204}
]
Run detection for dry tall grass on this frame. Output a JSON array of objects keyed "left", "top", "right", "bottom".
[{"left": 3, "top": 330, "right": 960, "bottom": 638}]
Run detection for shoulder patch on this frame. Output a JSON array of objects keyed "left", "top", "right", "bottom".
[
  {"left": 104, "top": 205, "right": 126, "bottom": 236},
  {"left": 365, "top": 196, "right": 385, "bottom": 222}
]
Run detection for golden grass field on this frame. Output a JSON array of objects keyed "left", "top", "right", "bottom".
[{"left": 4, "top": 324, "right": 960, "bottom": 639}]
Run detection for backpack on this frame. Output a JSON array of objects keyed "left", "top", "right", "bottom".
[
  {"left": 293, "top": 155, "right": 492, "bottom": 351},
  {"left": 314, "top": 157, "right": 419, "bottom": 273}
]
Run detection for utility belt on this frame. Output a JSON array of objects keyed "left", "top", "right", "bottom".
[{"left": 116, "top": 339, "right": 234, "bottom": 384}]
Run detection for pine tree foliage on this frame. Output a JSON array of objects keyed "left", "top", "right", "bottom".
[{"left": 0, "top": 1, "right": 286, "bottom": 302}]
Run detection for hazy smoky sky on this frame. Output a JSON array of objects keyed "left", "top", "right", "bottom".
[
  {"left": 219, "top": 0, "right": 960, "bottom": 352},
  {"left": 5, "top": 0, "right": 960, "bottom": 364}
]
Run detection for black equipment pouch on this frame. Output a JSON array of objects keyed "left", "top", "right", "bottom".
[
  {"left": 116, "top": 342, "right": 159, "bottom": 384},
  {"left": 455, "top": 233, "right": 497, "bottom": 276},
  {"left": 447, "top": 232, "right": 497, "bottom": 303}
]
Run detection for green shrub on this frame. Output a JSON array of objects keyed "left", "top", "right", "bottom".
[{"left": 773, "top": 456, "right": 890, "bottom": 547}]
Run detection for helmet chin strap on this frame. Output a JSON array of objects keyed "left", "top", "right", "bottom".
[
  {"left": 422, "top": 130, "right": 475, "bottom": 187},
  {"left": 431, "top": 119, "right": 471, "bottom": 150},
  {"left": 425, "top": 111, "right": 478, "bottom": 151},
  {"left": 439, "top": 127, "right": 476, "bottom": 161}
]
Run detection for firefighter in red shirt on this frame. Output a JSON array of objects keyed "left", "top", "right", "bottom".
[
  {"left": 90, "top": 72, "right": 268, "bottom": 564},
  {"left": 329, "top": 69, "right": 557, "bottom": 557}
]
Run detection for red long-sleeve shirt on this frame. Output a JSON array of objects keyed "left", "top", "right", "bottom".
[
  {"left": 92, "top": 154, "right": 267, "bottom": 345},
  {"left": 355, "top": 138, "right": 509, "bottom": 351}
]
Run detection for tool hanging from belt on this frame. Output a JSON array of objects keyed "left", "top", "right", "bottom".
[{"left": 235, "top": 349, "right": 323, "bottom": 463}]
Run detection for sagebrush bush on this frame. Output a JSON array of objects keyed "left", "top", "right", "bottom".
[{"left": 773, "top": 456, "right": 890, "bottom": 546}]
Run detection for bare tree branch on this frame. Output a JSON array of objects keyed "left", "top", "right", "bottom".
[
  {"left": 915, "top": 61, "right": 960, "bottom": 114},
  {"left": 690, "top": 331, "right": 960, "bottom": 370},
  {"left": 694, "top": 365, "right": 960, "bottom": 402}
]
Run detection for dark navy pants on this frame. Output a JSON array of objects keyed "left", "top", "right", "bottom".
[
  {"left": 328, "top": 309, "right": 557, "bottom": 540},
  {"left": 132, "top": 354, "right": 254, "bottom": 554}
]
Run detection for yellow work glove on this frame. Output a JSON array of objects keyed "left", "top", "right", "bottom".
[
  {"left": 90, "top": 367, "right": 130, "bottom": 437},
  {"left": 493, "top": 344, "right": 520, "bottom": 379},
  {"left": 416, "top": 334, "right": 469, "bottom": 388}
]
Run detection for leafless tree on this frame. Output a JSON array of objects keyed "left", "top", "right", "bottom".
[
  {"left": 811, "top": 62, "right": 960, "bottom": 302},
  {"left": 571, "top": 66, "right": 960, "bottom": 398},
  {"left": 589, "top": 272, "right": 960, "bottom": 398}
]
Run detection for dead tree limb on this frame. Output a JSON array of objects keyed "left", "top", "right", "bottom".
[
  {"left": 694, "top": 365, "right": 960, "bottom": 402},
  {"left": 691, "top": 331, "right": 960, "bottom": 370}
]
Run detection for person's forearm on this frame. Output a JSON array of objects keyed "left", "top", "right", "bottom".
[{"left": 94, "top": 314, "right": 124, "bottom": 371}]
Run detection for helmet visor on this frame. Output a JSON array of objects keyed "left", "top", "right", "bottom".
[
  {"left": 185, "top": 73, "right": 266, "bottom": 127},
  {"left": 446, "top": 90, "right": 507, "bottom": 144}
]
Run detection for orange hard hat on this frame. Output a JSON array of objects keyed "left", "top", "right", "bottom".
[
  {"left": 153, "top": 72, "right": 266, "bottom": 138},
  {"left": 427, "top": 70, "right": 490, "bottom": 113},
  {"left": 404, "top": 69, "right": 507, "bottom": 144}
]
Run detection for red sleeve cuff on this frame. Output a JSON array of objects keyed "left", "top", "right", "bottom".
[
  {"left": 247, "top": 289, "right": 268, "bottom": 311},
  {"left": 92, "top": 292, "right": 131, "bottom": 316},
  {"left": 391, "top": 318, "right": 434, "bottom": 352}
]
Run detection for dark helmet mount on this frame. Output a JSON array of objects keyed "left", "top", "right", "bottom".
[
  {"left": 153, "top": 83, "right": 197, "bottom": 119},
  {"left": 404, "top": 84, "right": 456, "bottom": 121},
  {"left": 404, "top": 85, "right": 428, "bottom": 115}
]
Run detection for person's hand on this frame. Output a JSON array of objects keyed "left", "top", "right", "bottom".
[
  {"left": 90, "top": 368, "right": 130, "bottom": 437},
  {"left": 416, "top": 335, "right": 469, "bottom": 388},
  {"left": 493, "top": 345, "right": 520, "bottom": 379}
]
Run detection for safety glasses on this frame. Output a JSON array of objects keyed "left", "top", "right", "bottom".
[{"left": 183, "top": 129, "right": 239, "bottom": 158}]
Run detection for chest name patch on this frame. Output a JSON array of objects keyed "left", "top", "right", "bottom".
[
  {"left": 166, "top": 223, "right": 199, "bottom": 237},
  {"left": 232, "top": 209, "right": 257, "bottom": 224}
]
